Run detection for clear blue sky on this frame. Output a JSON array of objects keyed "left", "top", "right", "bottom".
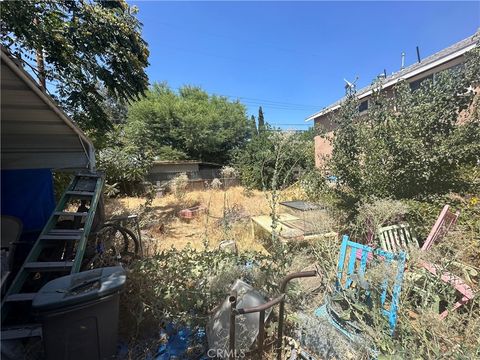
[{"left": 131, "top": 1, "right": 479, "bottom": 129}]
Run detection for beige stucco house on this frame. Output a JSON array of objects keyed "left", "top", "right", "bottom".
[{"left": 307, "top": 31, "right": 478, "bottom": 168}]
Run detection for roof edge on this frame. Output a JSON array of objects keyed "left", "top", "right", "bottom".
[
  {"left": 306, "top": 32, "right": 478, "bottom": 122},
  {"left": 1, "top": 45, "right": 96, "bottom": 170}
]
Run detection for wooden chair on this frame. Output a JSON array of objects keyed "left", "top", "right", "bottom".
[
  {"left": 376, "top": 205, "right": 459, "bottom": 253},
  {"left": 420, "top": 261, "right": 475, "bottom": 319},
  {"left": 421, "top": 205, "right": 460, "bottom": 251},
  {"left": 377, "top": 206, "right": 473, "bottom": 319},
  {"left": 377, "top": 223, "right": 419, "bottom": 253}
]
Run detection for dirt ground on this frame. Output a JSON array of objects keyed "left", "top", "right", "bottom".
[{"left": 105, "top": 187, "right": 277, "bottom": 254}]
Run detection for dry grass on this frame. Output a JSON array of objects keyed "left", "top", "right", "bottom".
[{"left": 105, "top": 187, "right": 272, "bottom": 254}]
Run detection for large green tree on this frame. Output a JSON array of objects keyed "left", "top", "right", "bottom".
[
  {"left": 125, "top": 83, "right": 254, "bottom": 164},
  {"left": 1, "top": 0, "right": 149, "bottom": 138}
]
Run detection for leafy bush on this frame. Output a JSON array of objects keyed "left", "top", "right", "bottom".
[
  {"left": 325, "top": 46, "right": 480, "bottom": 201},
  {"left": 352, "top": 198, "right": 409, "bottom": 242},
  {"left": 210, "top": 178, "right": 222, "bottom": 190},
  {"left": 234, "top": 128, "right": 315, "bottom": 190},
  {"left": 120, "top": 247, "right": 283, "bottom": 338},
  {"left": 168, "top": 173, "right": 189, "bottom": 200},
  {"left": 220, "top": 165, "right": 238, "bottom": 179},
  {"left": 97, "top": 146, "right": 153, "bottom": 196}
]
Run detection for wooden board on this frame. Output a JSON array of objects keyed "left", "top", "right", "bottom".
[{"left": 251, "top": 213, "right": 338, "bottom": 242}]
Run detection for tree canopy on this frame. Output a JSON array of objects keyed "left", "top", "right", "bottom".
[
  {"left": 125, "top": 83, "right": 254, "bottom": 164},
  {"left": 1, "top": 0, "right": 149, "bottom": 137},
  {"left": 234, "top": 127, "right": 315, "bottom": 190},
  {"left": 258, "top": 106, "right": 265, "bottom": 132}
]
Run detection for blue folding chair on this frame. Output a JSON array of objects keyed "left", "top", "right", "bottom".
[{"left": 315, "top": 235, "right": 406, "bottom": 339}]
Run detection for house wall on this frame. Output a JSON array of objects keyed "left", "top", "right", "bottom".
[
  {"left": 148, "top": 163, "right": 223, "bottom": 184},
  {"left": 198, "top": 165, "right": 221, "bottom": 180},
  {"left": 148, "top": 163, "right": 200, "bottom": 183},
  {"left": 314, "top": 133, "right": 333, "bottom": 167}
]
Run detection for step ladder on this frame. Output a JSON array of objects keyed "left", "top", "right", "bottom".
[{"left": 1, "top": 172, "right": 104, "bottom": 340}]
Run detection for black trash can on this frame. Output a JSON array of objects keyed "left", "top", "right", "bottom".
[{"left": 32, "top": 266, "right": 126, "bottom": 360}]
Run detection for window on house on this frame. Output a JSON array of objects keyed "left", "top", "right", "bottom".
[
  {"left": 358, "top": 100, "right": 368, "bottom": 112},
  {"left": 409, "top": 74, "right": 434, "bottom": 92}
]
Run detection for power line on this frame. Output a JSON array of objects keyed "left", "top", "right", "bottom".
[
  {"left": 269, "top": 123, "right": 311, "bottom": 126},
  {"left": 155, "top": 21, "right": 321, "bottom": 59},
  {"left": 168, "top": 84, "right": 321, "bottom": 110}
]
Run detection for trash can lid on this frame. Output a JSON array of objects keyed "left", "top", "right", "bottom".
[{"left": 32, "top": 266, "right": 126, "bottom": 312}]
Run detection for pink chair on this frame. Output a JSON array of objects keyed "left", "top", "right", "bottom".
[
  {"left": 421, "top": 205, "right": 460, "bottom": 251},
  {"left": 420, "top": 261, "right": 475, "bottom": 319},
  {"left": 416, "top": 205, "right": 475, "bottom": 319},
  {"left": 360, "top": 205, "right": 473, "bottom": 319}
]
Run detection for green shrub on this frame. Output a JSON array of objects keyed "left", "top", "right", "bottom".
[
  {"left": 234, "top": 129, "right": 315, "bottom": 190},
  {"left": 352, "top": 198, "right": 409, "bottom": 242},
  {"left": 97, "top": 146, "right": 153, "bottom": 196},
  {"left": 325, "top": 46, "right": 480, "bottom": 202},
  {"left": 120, "top": 247, "right": 283, "bottom": 339}
]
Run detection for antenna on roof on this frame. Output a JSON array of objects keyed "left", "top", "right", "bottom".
[
  {"left": 401, "top": 51, "right": 405, "bottom": 70},
  {"left": 416, "top": 46, "right": 421, "bottom": 63},
  {"left": 344, "top": 76, "right": 359, "bottom": 96}
]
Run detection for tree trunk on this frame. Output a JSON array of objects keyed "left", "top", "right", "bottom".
[{"left": 33, "top": 17, "right": 46, "bottom": 90}]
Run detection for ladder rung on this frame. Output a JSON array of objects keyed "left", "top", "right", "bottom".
[
  {"left": 24, "top": 261, "right": 73, "bottom": 272},
  {"left": 5, "top": 293, "right": 37, "bottom": 302},
  {"left": 76, "top": 173, "right": 101, "bottom": 178},
  {"left": 54, "top": 211, "right": 88, "bottom": 217},
  {"left": 48, "top": 229, "right": 83, "bottom": 234},
  {"left": 66, "top": 190, "right": 95, "bottom": 197},
  {"left": 1, "top": 324, "right": 42, "bottom": 340},
  {"left": 39, "top": 234, "right": 82, "bottom": 241}
]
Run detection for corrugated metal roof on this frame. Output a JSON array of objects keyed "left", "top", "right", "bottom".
[
  {"left": 1, "top": 46, "right": 95, "bottom": 170},
  {"left": 306, "top": 31, "right": 479, "bottom": 122}
]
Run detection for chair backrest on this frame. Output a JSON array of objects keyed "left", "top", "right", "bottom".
[
  {"left": 377, "top": 223, "right": 419, "bottom": 253},
  {"left": 336, "top": 235, "right": 406, "bottom": 332},
  {"left": 421, "top": 205, "right": 460, "bottom": 251}
]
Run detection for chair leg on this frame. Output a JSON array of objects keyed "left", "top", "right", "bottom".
[{"left": 439, "top": 296, "right": 471, "bottom": 319}]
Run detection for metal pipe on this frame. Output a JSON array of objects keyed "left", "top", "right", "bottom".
[
  {"left": 236, "top": 295, "right": 284, "bottom": 314},
  {"left": 280, "top": 270, "right": 318, "bottom": 293},
  {"left": 229, "top": 270, "right": 319, "bottom": 360},
  {"left": 258, "top": 310, "right": 265, "bottom": 357},
  {"left": 277, "top": 270, "right": 318, "bottom": 360},
  {"left": 416, "top": 46, "right": 421, "bottom": 63},
  {"left": 229, "top": 290, "right": 237, "bottom": 360}
]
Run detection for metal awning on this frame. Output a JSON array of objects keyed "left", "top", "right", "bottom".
[{"left": 1, "top": 46, "right": 95, "bottom": 171}]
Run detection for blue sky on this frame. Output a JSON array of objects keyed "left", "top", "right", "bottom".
[{"left": 131, "top": 1, "right": 479, "bottom": 129}]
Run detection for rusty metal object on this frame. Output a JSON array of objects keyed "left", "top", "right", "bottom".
[
  {"left": 229, "top": 290, "right": 237, "bottom": 360},
  {"left": 178, "top": 205, "right": 206, "bottom": 220},
  {"left": 229, "top": 270, "right": 318, "bottom": 359}
]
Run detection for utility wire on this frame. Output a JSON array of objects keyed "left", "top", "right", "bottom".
[
  {"left": 155, "top": 21, "right": 321, "bottom": 58},
  {"left": 168, "top": 84, "right": 322, "bottom": 110}
]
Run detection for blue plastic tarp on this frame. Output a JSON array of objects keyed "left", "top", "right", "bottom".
[
  {"left": 154, "top": 324, "right": 207, "bottom": 360},
  {"left": 1, "top": 169, "right": 55, "bottom": 232}
]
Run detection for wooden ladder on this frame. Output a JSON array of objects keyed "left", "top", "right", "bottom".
[{"left": 1, "top": 172, "right": 104, "bottom": 340}]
